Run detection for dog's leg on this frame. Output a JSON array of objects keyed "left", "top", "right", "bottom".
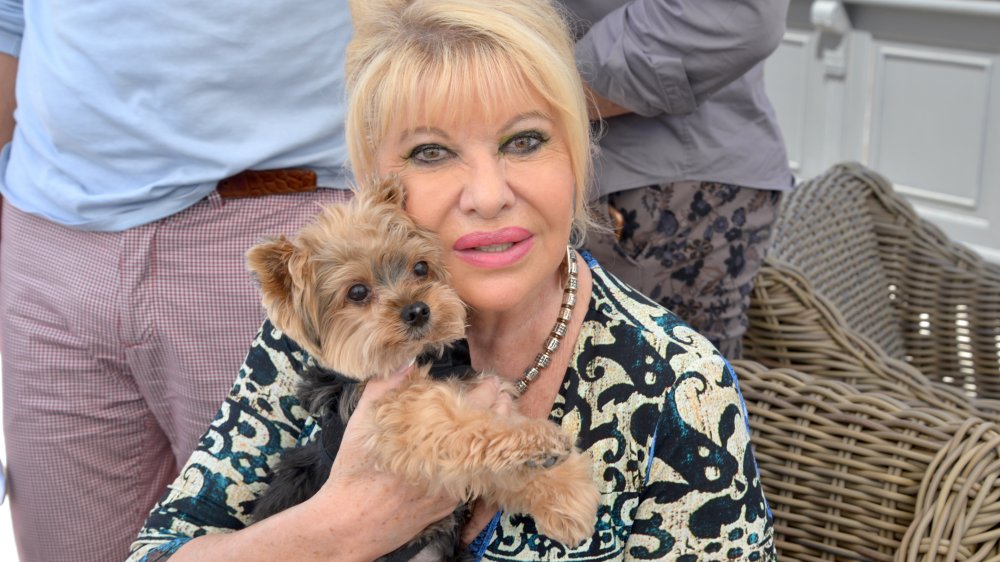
[
  {"left": 483, "top": 451, "right": 600, "bottom": 547},
  {"left": 364, "top": 377, "right": 577, "bottom": 497}
]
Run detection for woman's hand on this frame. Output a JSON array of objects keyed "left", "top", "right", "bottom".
[
  {"left": 305, "top": 365, "right": 463, "bottom": 559},
  {"left": 310, "top": 366, "right": 517, "bottom": 558}
]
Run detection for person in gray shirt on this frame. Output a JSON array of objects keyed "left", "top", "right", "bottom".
[{"left": 571, "top": 0, "right": 795, "bottom": 358}]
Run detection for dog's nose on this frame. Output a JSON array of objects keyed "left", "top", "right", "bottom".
[{"left": 401, "top": 301, "right": 431, "bottom": 327}]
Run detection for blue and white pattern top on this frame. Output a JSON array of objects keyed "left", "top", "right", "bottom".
[{"left": 128, "top": 257, "right": 775, "bottom": 561}]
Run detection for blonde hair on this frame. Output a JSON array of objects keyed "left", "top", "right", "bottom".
[{"left": 345, "top": 0, "right": 599, "bottom": 241}]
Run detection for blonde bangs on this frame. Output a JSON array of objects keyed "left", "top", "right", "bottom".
[{"left": 370, "top": 42, "right": 543, "bottom": 139}]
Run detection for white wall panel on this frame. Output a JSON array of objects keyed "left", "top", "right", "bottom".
[
  {"left": 868, "top": 46, "right": 991, "bottom": 208},
  {"left": 765, "top": 0, "right": 1000, "bottom": 262}
]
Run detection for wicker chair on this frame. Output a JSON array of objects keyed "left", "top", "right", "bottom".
[
  {"left": 735, "top": 163, "right": 1000, "bottom": 559},
  {"left": 732, "top": 359, "right": 1000, "bottom": 561},
  {"left": 743, "top": 162, "right": 1000, "bottom": 406}
]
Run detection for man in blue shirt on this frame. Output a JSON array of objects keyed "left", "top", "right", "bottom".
[{"left": 0, "top": 2, "right": 353, "bottom": 560}]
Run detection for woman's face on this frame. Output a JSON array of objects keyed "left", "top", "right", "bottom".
[{"left": 374, "top": 88, "right": 575, "bottom": 314}]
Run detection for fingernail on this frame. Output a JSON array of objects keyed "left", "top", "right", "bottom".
[{"left": 391, "top": 359, "right": 415, "bottom": 377}]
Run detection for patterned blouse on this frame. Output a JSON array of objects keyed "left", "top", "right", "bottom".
[{"left": 128, "top": 256, "right": 775, "bottom": 561}]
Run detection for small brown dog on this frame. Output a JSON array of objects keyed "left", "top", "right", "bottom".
[{"left": 245, "top": 177, "right": 599, "bottom": 559}]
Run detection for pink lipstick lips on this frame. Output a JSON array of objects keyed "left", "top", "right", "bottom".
[{"left": 453, "top": 227, "right": 534, "bottom": 269}]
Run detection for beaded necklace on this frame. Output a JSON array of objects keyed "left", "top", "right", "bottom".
[{"left": 513, "top": 245, "right": 578, "bottom": 396}]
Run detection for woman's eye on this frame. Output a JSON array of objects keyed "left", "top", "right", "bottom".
[
  {"left": 408, "top": 144, "right": 451, "bottom": 164},
  {"left": 502, "top": 132, "right": 546, "bottom": 155},
  {"left": 413, "top": 261, "right": 429, "bottom": 277},
  {"left": 347, "top": 284, "right": 370, "bottom": 302}
]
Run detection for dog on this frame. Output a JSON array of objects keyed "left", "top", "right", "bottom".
[{"left": 245, "top": 177, "right": 599, "bottom": 560}]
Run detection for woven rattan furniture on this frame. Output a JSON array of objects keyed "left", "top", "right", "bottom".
[
  {"left": 732, "top": 359, "right": 1000, "bottom": 561},
  {"left": 735, "top": 162, "right": 1000, "bottom": 560},
  {"left": 744, "top": 162, "right": 1000, "bottom": 404}
]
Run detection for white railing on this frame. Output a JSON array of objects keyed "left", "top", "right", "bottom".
[{"left": 840, "top": 0, "right": 1000, "bottom": 18}]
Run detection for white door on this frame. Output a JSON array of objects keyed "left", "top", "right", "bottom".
[{"left": 765, "top": 0, "right": 1000, "bottom": 263}]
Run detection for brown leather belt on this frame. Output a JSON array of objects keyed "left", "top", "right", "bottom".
[{"left": 217, "top": 168, "right": 318, "bottom": 199}]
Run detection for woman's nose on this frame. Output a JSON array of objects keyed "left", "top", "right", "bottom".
[{"left": 459, "top": 155, "right": 515, "bottom": 218}]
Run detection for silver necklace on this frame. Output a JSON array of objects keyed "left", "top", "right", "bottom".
[{"left": 514, "top": 245, "right": 578, "bottom": 396}]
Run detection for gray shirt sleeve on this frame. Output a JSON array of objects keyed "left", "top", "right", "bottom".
[{"left": 574, "top": 0, "right": 789, "bottom": 117}]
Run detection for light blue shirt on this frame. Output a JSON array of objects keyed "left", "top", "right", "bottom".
[{"left": 0, "top": 1, "right": 352, "bottom": 231}]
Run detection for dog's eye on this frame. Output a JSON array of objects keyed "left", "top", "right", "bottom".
[
  {"left": 347, "top": 284, "right": 370, "bottom": 302},
  {"left": 413, "top": 261, "right": 429, "bottom": 277}
]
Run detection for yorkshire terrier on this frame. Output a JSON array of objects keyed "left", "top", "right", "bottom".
[{"left": 245, "top": 177, "right": 599, "bottom": 560}]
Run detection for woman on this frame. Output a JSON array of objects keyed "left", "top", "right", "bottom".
[{"left": 128, "top": 0, "right": 775, "bottom": 560}]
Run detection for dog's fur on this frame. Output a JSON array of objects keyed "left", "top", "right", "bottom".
[{"left": 245, "top": 178, "right": 600, "bottom": 560}]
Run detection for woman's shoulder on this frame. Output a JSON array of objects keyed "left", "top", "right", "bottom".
[
  {"left": 223, "top": 320, "right": 320, "bottom": 441},
  {"left": 582, "top": 253, "right": 720, "bottom": 362},
  {"left": 235, "top": 320, "right": 315, "bottom": 401}
]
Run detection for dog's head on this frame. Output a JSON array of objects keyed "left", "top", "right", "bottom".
[{"left": 246, "top": 177, "right": 468, "bottom": 380}]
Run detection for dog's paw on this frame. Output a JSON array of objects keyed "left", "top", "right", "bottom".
[
  {"left": 522, "top": 423, "right": 575, "bottom": 470},
  {"left": 535, "top": 504, "right": 598, "bottom": 547},
  {"left": 531, "top": 454, "right": 601, "bottom": 546},
  {"left": 524, "top": 435, "right": 572, "bottom": 469}
]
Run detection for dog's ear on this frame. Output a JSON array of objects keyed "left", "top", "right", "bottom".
[
  {"left": 247, "top": 237, "right": 325, "bottom": 357},
  {"left": 246, "top": 236, "right": 295, "bottom": 301},
  {"left": 246, "top": 237, "right": 305, "bottom": 334}
]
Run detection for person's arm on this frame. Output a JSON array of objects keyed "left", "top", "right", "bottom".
[
  {"left": 127, "top": 323, "right": 460, "bottom": 562},
  {"left": 0, "top": 0, "right": 23, "bottom": 295},
  {"left": 583, "top": 83, "right": 630, "bottom": 120},
  {"left": 576, "top": 0, "right": 789, "bottom": 119},
  {"left": 0, "top": 0, "right": 24, "bottom": 145},
  {"left": 0, "top": 52, "right": 15, "bottom": 145},
  {"left": 625, "top": 353, "right": 776, "bottom": 559},
  {"left": 0, "top": 51, "right": 13, "bottom": 273}
]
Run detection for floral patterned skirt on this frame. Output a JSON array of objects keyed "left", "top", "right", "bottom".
[{"left": 585, "top": 181, "right": 782, "bottom": 358}]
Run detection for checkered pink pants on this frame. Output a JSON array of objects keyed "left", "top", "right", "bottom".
[{"left": 0, "top": 188, "right": 350, "bottom": 562}]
